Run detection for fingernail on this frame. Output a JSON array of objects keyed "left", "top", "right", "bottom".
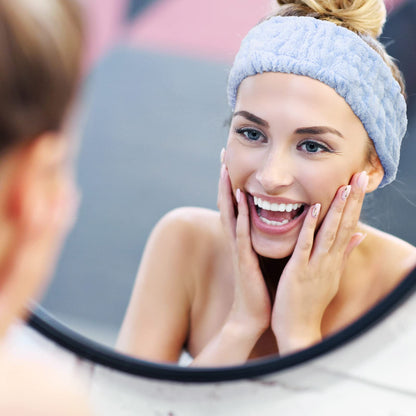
[
  {"left": 236, "top": 188, "right": 241, "bottom": 203},
  {"left": 312, "top": 203, "right": 321, "bottom": 218},
  {"left": 354, "top": 232, "right": 367, "bottom": 246},
  {"left": 341, "top": 185, "right": 351, "bottom": 201},
  {"left": 357, "top": 171, "right": 368, "bottom": 191},
  {"left": 221, "top": 164, "right": 226, "bottom": 179},
  {"left": 220, "top": 147, "right": 225, "bottom": 164}
]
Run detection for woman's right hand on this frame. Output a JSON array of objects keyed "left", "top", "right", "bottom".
[
  {"left": 189, "top": 155, "right": 271, "bottom": 366},
  {"left": 217, "top": 160, "right": 271, "bottom": 339}
]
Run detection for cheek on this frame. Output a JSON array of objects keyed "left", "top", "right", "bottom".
[
  {"left": 224, "top": 140, "right": 255, "bottom": 191},
  {"left": 301, "top": 158, "right": 362, "bottom": 215},
  {"left": 303, "top": 168, "right": 337, "bottom": 207}
]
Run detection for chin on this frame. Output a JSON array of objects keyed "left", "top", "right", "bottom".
[{"left": 251, "top": 234, "right": 296, "bottom": 260}]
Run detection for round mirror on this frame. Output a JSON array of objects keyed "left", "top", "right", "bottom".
[
  {"left": 31, "top": 0, "right": 416, "bottom": 372},
  {"left": 29, "top": 266, "right": 416, "bottom": 381}
]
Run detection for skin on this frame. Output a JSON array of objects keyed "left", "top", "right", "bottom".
[
  {"left": 0, "top": 347, "right": 92, "bottom": 416},
  {"left": 226, "top": 73, "right": 376, "bottom": 259},
  {"left": 0, "top": 132, "right": 78, "bottom": 339},
  {"left": 117, "top": 72, "right": 416, "bottom": 366},
  {"left": 0, "top": 130, "right": 94, "bottom": 414}
]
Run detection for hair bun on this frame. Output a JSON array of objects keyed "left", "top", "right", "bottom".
[{"left": 275, "top": 0, "right": 386, "bottom": 38}]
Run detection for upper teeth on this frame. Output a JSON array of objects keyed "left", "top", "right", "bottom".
[{"left": 254, "top": 196, "right": 303, "bottom": 212}]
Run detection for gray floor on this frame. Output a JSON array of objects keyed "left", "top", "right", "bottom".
[{"left": 40, "top": 46, "right": 416, "bottom": 347}]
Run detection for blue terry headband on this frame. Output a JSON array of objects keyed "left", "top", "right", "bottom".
[{"left": 227, "top": 16, "right": 407, "bottom": 187}]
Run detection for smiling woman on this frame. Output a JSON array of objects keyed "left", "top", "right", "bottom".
[
  {"left": 116, "top": 0, "right": 416, "bottom": 366},
  {"left": 227, "top": 72, "right": 375, "bottom": 260}
]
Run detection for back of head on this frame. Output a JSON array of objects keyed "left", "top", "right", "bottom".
[
  {"left": 0, "top": 0, "right": 83, "bottom": 156},
  {"left": 0, "top": 0, "right": 84, "bottom": 345},
  {"left": 0, "top": 3, "right": 92, "bottom": 414},
  {"left": 273, "top": 0, "right": 405, "bottom": 96}
]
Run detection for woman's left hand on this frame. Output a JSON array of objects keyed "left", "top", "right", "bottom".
[{"left": 271, "top": 171, "right": 369, "bottom": 354}]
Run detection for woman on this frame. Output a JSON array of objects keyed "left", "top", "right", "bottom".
[
  {"left": 117, "top": 0, "right": 416, "bottom": 366},
  {"left": 0, "top": 0, "right": 93, "bottom": 413}
]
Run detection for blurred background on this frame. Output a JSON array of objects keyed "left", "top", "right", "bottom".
[{"left": 40, "top": 0, "right": 416, "bottom": 348}]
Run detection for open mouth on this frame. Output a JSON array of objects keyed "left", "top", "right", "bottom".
[{"left": 253, "top": 196, "right": 306, "bottom": 226}]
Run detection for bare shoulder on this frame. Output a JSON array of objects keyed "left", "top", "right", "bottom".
[
  {"left": 133, "top": 206, "right": 225, "bottom": 302},
  {"left": 152, "top": 207, "right": 229, "bottom": 304},
  {"left": 157, "top": 206, "right": 221, "bottom": 232},
  {"left": 153, "top": 207, "right": 224, "bottom": 258},
  {"left": 116, "top": 207, "right": 226, "bottom": 361},
  {"left": 359, "top": 223, "right": 416, "bottom": 288},
  {"left": 0, "top": 351, "right": 93, "bottom": 415}
]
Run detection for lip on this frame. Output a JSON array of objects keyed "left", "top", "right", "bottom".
[{"left": 247, "top": 193, "right": 309, "bottom": 235}]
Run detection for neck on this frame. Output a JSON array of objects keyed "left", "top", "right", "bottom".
[{"left": 257, "top": 255, "right": 290, "bottom": 303}]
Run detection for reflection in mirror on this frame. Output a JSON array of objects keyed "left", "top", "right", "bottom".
[{"left": 40, "top": 0, "right": 416, "bottom": 367}]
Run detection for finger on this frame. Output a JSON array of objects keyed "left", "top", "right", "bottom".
[
  {"left": 216, "top": 147, "right": 226, "bottom": 209},
  {"left": 332, "top": 171, "right": 368, "bottom": 252},
  {"left": 235, "top": 189, "right": 257, "bottom": 266},
  {"left": 290, "top": 203, "right": 321, "bottom": 265},
  {"left": 313, "top": 184, "right": 351, "bottom": 254},
  {"left": 218, "top": 164, "right": 237, "bottom": 239},
  {"left": 216, "top": 163, "right": 223, "bottom": 209}
]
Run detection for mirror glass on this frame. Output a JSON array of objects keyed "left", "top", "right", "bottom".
[{"left": 39, "top": 0, "right": 416, "bottom": 364}]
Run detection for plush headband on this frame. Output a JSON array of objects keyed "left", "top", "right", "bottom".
[{"left": 227, "top": 16, "right": 407, "bottom": 187}]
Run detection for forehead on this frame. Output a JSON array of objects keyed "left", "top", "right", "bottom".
[{"left": 234, "top": 72, "right": 360, "bottom": 129}]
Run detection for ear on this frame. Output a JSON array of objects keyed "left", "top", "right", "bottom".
[
  {"left": 6, "top": 132, "right": 67, "bottom": 238},
  {"left": 0, "top": 132, "right": 69, "bottom": 337},
  {"left": 364, "top": 154, "right": 384, "bottom": 193}
]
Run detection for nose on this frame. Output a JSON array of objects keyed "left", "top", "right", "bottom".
[{"left": 255, "top": 147, "right": 294, "bottom": 194}]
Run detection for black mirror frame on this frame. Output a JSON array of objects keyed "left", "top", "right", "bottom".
[{"left": 27, "top": 266, "right": 416, "bottom": 383}]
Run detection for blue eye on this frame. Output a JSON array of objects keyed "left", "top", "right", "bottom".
[
  {"left": 236, "top": 128, "right": 265, "bottom": 142},
  {"left": 299, "top": 140, "right": 330, "bottom": 153}
]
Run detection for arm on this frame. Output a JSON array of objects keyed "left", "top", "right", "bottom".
[
  {"left": 189, "top": 320, "right": 263, "bottom": 367},
  {"left": 118, "top": 162, "right": 271, "bottom": 366},
  {"left": 189, "top": 164, "right": 271, "bottom": 367},
  {"left": 116, "top": 208, "right": 194, "bottom": 363}
]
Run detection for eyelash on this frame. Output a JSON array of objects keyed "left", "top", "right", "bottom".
[
  {"left": 235, "top": 127, "right": 265, "bottom": 143},
  {"left": 235, "top": 127, "right": 333, "bottom": 154},
  {"left": 297, "top": 140, "right": 333, "bottom": 154}
]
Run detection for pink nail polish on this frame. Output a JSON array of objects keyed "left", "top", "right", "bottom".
[
  {"left": 312, "top": 203, "right": 321, "bottom": 218},
  {"left": 341, "top": 185, "right": 351, "bottom": 201},
  {"left": 220, "top": 148, "right": 225, "bottom": 163},
  {"left": 221, "top": 164, "right": 226, "bottom": 179},
  {"left": 357, "top": 171, "right": 368, "bottom": 191},
  {"left": 236, "top": 188, "right": 241, "bottom": 203},
  {"left": 355, "top": 232, "right": 367, "bottom": 246}
]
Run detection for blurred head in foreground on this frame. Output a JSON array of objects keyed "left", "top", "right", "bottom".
[{"left": 0, "top": 0, "right": 83, "bottom": 338}]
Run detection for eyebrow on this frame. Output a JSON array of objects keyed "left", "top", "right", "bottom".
[
  {"left": 233, "top": 111, "right": 269, "bottom": 128},
  {"left": 295, "top": 126, "right": 344, "bottom": 139},
  {"left": 233, "top": 111, "right": 344, "bottom": 139}
]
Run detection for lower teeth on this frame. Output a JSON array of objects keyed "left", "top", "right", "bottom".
[
  {"left": 260, "top": 217, "right": 289, "bottom": 226},
  {"left": 256, "top": 204, "right": 305, "bottom": 227}
]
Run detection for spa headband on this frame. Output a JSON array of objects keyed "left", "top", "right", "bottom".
[{"left": 227, "top": 16, "right": 407, "bottom": 187}]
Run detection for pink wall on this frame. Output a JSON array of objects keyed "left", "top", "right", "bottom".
[
  {"left": 127, "top": 0, "right": 272, "bottom": 62},
  {"left": 82, "top": 0, "right": 129, "bottom": 71},
  {"left": 82, "top": 0, "right": 410, "bottom": 69}
]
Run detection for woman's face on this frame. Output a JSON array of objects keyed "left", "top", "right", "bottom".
[{"left": 225, "top": 72, "right": 375, "bottom": 259}]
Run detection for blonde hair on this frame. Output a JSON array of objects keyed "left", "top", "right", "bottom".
[
  {"left": 273, "top": 0, "right": 406, "bottom": 97},
  {"left": 0, "top": 0, "right": 83, "bottom": 155}
]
